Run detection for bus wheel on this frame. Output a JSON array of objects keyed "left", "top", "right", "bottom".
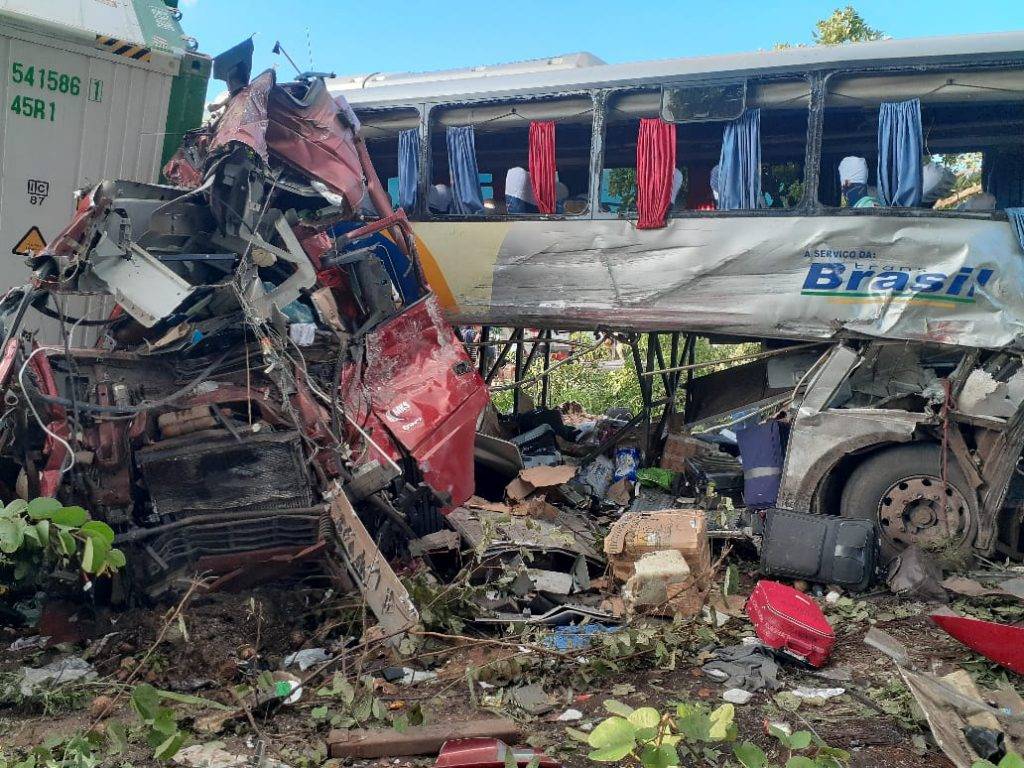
[{"left": 839, "top": 443, "right": 977, "bottom": 563}]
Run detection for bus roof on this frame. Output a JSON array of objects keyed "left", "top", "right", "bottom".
[{"left": 328, "top": 30, "right": 1024, "bottom": 108}]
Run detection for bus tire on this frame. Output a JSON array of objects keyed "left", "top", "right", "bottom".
[{"left": 839, "top": 442, "right": 977, "bottom": 563}]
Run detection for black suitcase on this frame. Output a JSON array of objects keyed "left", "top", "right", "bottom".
[{"left": 759, "top": 509, "right": 878, "bottom": 592}]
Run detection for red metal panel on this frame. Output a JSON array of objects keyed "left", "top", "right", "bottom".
[
  {"left": 267, "top": 80, "right": 365, "bottom": 210},
  {"left": 341, "top": 296, "right": 487, "bottom": 508},
  {"left": 931, "top": 613, "right": 1024, "bottom": 675}
]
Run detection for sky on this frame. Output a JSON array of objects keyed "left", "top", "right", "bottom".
[{"left": 179, "top": 0, "right": 1022, "bottom": 99}]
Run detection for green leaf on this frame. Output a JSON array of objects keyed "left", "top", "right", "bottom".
[
  {"left": 734, "top": 742, "right": 768, "bottom": 768},
  {"left": 603, "top": 698, "right": 635, "bottom": 717},
  {"left": 107, "top": 547, "right": 127, "bottom": 570},
  {"left": 151, "top": 708, "right": 178, "bottom": 736},
  {"left": 57, "top": 529, "right": 77, "bottom": 556},
  {"left": 51, "top": 505, "right": 89, "bottom": 528},
  {"left": 784, "top": 757, "right": 817, "bottom": 768},
  {"left": 587, "top": 716, "right": 636, "bottom": 762},
  {"left": 35, "top": 520, "right": 50, "bottom": 547},
  {"left": 639, "top": 744, "right": 679, "bottom": 768},
  {"left": 80, "top": 520, "right": 115, "bottom": 544},
  {"left": 2, "top": 499, "right": 28, "bottom": 517},
  {"left": 27, "top": 497, "right": 61, "bottom": 520},
  {"left": 628, "top": 707, "right": 662, "bottom": 730},
  {"left": 132, "top": 683, "right": 161, "bottom": 721},
  {"left": 768, "top": 724, "right": 793, "bottom": 749},
  {"left": 1001, "top": 756, "right": 1024, "bottom": 768},
  {"left": 106, "top": 722, "right": 129, "bottom": 755},
  {"left": 0, "top": 517, "right": 25, "bottom": 554},
  {"left": 788, "top": 730, "right": 813, "bottom": 751},
  {"left": 565, "top": 728, "right": 591, "bottom": 743},
  {"left": 152, "top": 730, "right": 184, "bottom": 761},
  {"left": 155, "top": 688, "right": 231, "bottom": 711},
  {"left": 21, "top": 523, "right": 40, "bottom": 547},
  {"left": 81, "top": 535, "right": 110, "bottom": 574},
  {"left": 723, "top": 563, "right": 740, "bottom": 597},
  {"left": 708, "top": 703, "right": 735, "bottom": 741},
  {"left": 311, "top": 705, "right": 329, "bottom": 721}
]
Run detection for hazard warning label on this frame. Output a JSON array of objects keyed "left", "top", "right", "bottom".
[{"left": 12, "top": 226, "right": 46, "bottom": 256}]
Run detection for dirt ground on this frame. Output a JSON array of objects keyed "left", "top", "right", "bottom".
[{"left": 5, "top": 561, "right": 1021, "bottom": 768}]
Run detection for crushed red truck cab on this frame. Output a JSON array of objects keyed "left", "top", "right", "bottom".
[{"left": 0, "top": 39, "right": 486, "bottom": 601}]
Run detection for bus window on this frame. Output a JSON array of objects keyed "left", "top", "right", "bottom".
[
  {"left": 602, "top": 78, "right": 810, "bottom": 215},
  {"left": 819, "top": 68, "right": 1024, "bottom": 211},
  {"left": 361, "top": 107, "right": 421, "bottom": 213},
  {"left": 428, "top": 96, "right": 594, "bottom": 217}
]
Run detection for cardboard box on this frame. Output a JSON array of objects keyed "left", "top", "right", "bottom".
[
  {"left": 605, "top": 508, "right": 710, "bottom": 581},
  {"left": 660, "top": 433, "right": 718, "bottom": 472}
]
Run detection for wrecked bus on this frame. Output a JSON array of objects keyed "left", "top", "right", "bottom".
[
  {"left": 329, "top": 32, "right": 1024, "bottom": 562},
  {"left": 0, "top": 39, "right": 487, "bottom": 616}
]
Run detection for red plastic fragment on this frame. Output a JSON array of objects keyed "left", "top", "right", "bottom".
[
  {"left": 931, "top": 612, "right": 1024, "bottom": 675},
  {"left": 435, "top": 738, "right": 560, "bottom": 768}
]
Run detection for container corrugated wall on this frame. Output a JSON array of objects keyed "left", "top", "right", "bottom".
[{"left": 0, "top": 18, "right": 176, "bottom": 341}]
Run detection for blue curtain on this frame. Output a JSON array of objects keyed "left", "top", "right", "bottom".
[
  {"left": 1009, "top": 208, "right": 1024, "bottom": 253},
  {"left": 717, "top": 109, "right": 761, "bottom": 210},
  {"left": 397, "top": 128, "right": 418, "bottom": 211},
  {"left": 446, "top": 126, "right": 484, "bottom": 214},
  {"left": 877, "top": 99, "right": 923, "bottom": 207}
]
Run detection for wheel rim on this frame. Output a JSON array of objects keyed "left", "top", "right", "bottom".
[{"left": 876, "top": 474, "right": 972, "bottom": 551}]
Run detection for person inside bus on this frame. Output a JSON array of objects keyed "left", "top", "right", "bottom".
[
  {"left": 839, "top": 156, "right": 870, "bottom": 206},
  {"left": 710, "top": 164, "right": 720, "bottom": 207},
  {"left": 921, "top": 161, "right": 956, "bottom": 208},
  {"left": 670, "top": 168, "right": 685, "bottom": 210},
  {"left": 505, "top": 166, "right": 538, "bottom": 214},
  {"left": 428, "top": 183, "right": 452, "bottom": 214},
  {"left": 555, "top": 181, "right": 570, "bottom": 214}
]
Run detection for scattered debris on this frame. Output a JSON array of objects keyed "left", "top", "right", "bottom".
[
  {"left": 887, "top": 545, "right": 949, "bottom": 602},
  {"left": 328, "top": 718, "right": 522, "bottom": 759},
  {"left": 434, "top": 738, "right": 561, "bottom": 768},
  {"left": 723, "top": 688, "right": 754, "bottom": 705},
  {"left": 17, "top": 656, "right": 96, "bottom": 696},
  {"left": 702, "top": 644, "right": 780, "bottom": 691},
  {"left": 931, "top": 610, "right": 1024, "bottom": 675}
]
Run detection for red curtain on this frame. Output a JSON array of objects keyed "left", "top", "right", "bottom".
[
  {"left": 636, "top": 118, "right": 677, "bottom": 229},
  {"left": 529, "top": 121, "right": 557, "bottom": 214}
]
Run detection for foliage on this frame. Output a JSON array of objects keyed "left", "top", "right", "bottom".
[
  {"left": 570, "top": 700, "right": 849, "bottom": 767},
  {"left": 607, "top": 168, "right": 637, "bottom": 214},
  {"left": 492, "top": 333, "right": 760, "bottom": 418},
  {"left": 0, "top": 733, "right": 105, "bottom": 768},
  {"left": 776, "top": 5, "right": 883, "bottom": 49},
  {"left": 130, "top": 683, "right": 186, "bottom": 761},
  {"left": 0, "top": 498, "right": 126, "bottom": 590},
  {"left": 312, "top": 672, "right": 395, "bottom": 730},
  {"left": 974, "top": 754, "right": 1024, "bottom": 768},
  {"left": 812, "top": 6, "right": 884, "bottom": 45}
]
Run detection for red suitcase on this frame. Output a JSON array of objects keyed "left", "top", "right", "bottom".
[{"left": 746, "top": 580, "right": 835, "bottom": 667}]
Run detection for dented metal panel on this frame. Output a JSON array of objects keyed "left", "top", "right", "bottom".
[{"left": 413, "top": 215, "right": 1024, "bottom": 348}]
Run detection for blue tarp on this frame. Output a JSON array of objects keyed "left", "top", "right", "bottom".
[
  {"left": 717, "top": 109, "right": 762, "bottom": 210},
  {"left": 328, "top": 221, "right": 422, "bottom": 305},
  {"left": 1009, "top": 208, "right": 1024, "bottom": 253},
  {"left": 446, "top": 126, "right": 484, "bottom": 214},
  {"left": 877, "top": 99, "right": 923, "bottom": 207},
  {"left": 397, "top": 129, "right": 418, "bottom": 211}
]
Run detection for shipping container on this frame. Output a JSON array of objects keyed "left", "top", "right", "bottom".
[{"left": 0, "top": 0, "right": 209, "bottom": 337}]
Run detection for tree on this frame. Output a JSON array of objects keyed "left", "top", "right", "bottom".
[
  {"left": 812, "top": 5, "right": 885, "bottom": 45},
  {"left": 775, "top": 5, "right": 885, "bottom": 49}
]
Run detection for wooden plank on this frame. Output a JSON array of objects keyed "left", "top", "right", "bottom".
[{"left": 328, "top": 718, "right": 522, "bottom": 759}]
